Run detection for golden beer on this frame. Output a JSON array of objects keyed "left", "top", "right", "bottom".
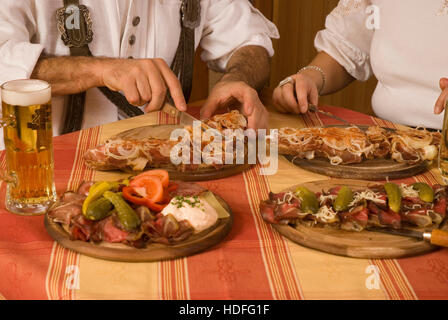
[{"left": 1, "top": 80, "right": 57, "bottom": 215}]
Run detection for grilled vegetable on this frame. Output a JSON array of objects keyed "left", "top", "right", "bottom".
[
  {"left": 384, "top": 182, "right": 402, "bottom": 213},
  {"left": 295, "top": 186, "right": 319, "bottom": 214},
  {"left": 412, "top": 182, "right": 434, "bottom": 203},
  {"left": 103, "top": 191, "right": 141, "bottom": 231},
  {"left": 84, "top": 197, "right": 114, "bottom": 221},
  {"left": 333, "top": 186, "right": 353, "bottom": 212}
]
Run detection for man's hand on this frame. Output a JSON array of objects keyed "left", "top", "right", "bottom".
[
  {"left": 101, "top": 58, "right": 187, "bottom": 112},
  {"left": 434, "top": 77, "right": 448, "bottom": 114},
  {"left": 31, "top": 56, "right": 187, "bottom": 112},
  {"left": 200, "top": 45, "right": 270, "bottom": 130},
  {"left": 201, "top": 80, "right": 269, "bottom": 130}
]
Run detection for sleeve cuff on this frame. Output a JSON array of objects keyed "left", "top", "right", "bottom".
[
  {"left": 0, "top": 40, "right": 44, "bottom": 85},
  {"left": 314, "top": 29, "right": 372, "bottom": 81}
]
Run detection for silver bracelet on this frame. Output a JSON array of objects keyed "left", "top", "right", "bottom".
[{"left": 298, "top": 65, "right": 326, "bottom": 96}]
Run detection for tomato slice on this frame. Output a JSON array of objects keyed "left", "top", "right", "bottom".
[
  {"left": 131, "top": 169, "right": 170, "bottom": 188},
  {"left": 129, "top": 175, "right": 164, "bottom": 203}
]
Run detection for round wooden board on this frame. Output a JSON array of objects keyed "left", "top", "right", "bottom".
[
  {"left": 271, "top": 179, "right": 438, "bottom": 259},
  {"left": 286, "top": 156, "right": 427, "bottom": 181},
  {"left": 283, "top": 124, "right": 428, "bottom": 180},
  {"left": 44, "top": 195, "right": 233, "bottom": 262},
  {"left": 114, "top": 124, "right": 252, "bottom": 181}
]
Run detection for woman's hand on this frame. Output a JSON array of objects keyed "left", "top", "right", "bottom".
[
  {"left": 272, "top": 71, "right": 322, "bottom": 114},
  {"left": 434, "top": 77, "right": 448, "bottom": 114}
]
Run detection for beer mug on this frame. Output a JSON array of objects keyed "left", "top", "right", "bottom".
[{"left": 0, "top": 79, "right": 57, "bottom": 215}]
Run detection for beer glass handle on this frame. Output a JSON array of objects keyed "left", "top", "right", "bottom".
[
  {"left": 0, "top": 115, "right": 16, "bottom": 128},
  {"left": 0, "top": 171, "right": 17, "bottom": 186}
]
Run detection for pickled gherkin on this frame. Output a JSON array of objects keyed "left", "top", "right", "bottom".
[
  {"left": 295, "top": 186, "right": 319, "bottom": 214},
  {"left": 384, "top": 182, "right": 402, "bottom": 213},
  {"left": 411, "top": 182, "right": 434, "bottom": 203},
  {"left": 103, "top": 191, "right": 141, "bottom": 231},
  {"left": 84, "top": 197, "right": 113, "bottom": 221},
  {"left": 333, "top": 186, "right": 353, "bottom": 212}
]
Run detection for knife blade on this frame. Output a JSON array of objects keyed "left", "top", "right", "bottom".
[
  {"left": 161, "top": 104, "right": 224, "bottom": 138},
  {"left": 308, "top": 105, "right": 359, "bottom": 127},
  {"left": 367, "top": 227, "right": 448, "bottom": 248}
]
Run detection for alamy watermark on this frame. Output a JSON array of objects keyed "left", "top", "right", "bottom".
[{"left": 169, "top": 121, "right": 279, "bottom": 176}]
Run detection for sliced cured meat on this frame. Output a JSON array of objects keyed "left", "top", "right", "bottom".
[{"left": 278, "top": 125, "right": 439, "bottom": 165}]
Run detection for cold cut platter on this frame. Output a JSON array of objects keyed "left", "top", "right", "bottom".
[
  {"left": 45, "top": 170, "right": 233, "bottom": 262},
  {"left": 260, "top": 179, "right": 448, "bottom": 259}
]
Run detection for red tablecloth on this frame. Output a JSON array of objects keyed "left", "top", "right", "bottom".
[{"left": 0, "top": 104, "right": 447, "bottom": 300}]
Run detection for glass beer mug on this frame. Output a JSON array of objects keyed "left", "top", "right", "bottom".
[{"left": 0, "top": 79, "right": 57, "bottom": 215}]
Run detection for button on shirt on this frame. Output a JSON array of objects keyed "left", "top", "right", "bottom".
[{"left": 0, "top": 0, "right": 279, "bottom": 147}]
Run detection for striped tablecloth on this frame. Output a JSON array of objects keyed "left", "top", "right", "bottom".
[{"left": 0, "top": 103, "right": 447, "bottom": 300}]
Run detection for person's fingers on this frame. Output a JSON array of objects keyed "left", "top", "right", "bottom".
[
  {"left": 200, "top": 96, "right": 219, "bottom": 120},
  {"left": 280, "top": 84, "right": 301, "bottom": 114},
  {"left": 309, "top": 84, "right": 319, "bottom": 107},
  {"left": 435, "top": 89, "right": 448, "bottom": 114},
  {"left": 144, "top": 63, "right": 167, "bottom": 112},
  {"left": 135, "top": 73, "right": 152, "bottom": 103},
  {"left": 123, "top": 79, "right": 141, "bottom": 106},
  {"left": 272, "top": 87, "right": 286, "bottom": 113},
  {"left": 247, "top": 105, "right": 269, "bottom": 131},
  {"left": 440, "top": 78, "right": 448, "bottom": 90},
  {"left": 154, "top": 58, "right": 187, "bottom": 111},
  {"left": 295, "top": 80, "right": 309, "bottom": 113}
]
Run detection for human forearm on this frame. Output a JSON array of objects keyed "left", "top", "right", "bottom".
[
  {"left": 31, "top": 56, "right": 187, "bottom": 111},
  {"left": 219, "top": 45, "right": 270, "bottom": 92},
  {"left": 31, "top": 56, "right": 104, "bottom": 96},
  {"left": 301, "top": 51, "right": 354, "bottom": 95}
]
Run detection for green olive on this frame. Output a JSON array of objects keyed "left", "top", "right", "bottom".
[
  {"left": 384, "top": 182, "right": 402, "bottom": 213},
  {"left": 412, "top": 182, "right": 434, "bottom": 203},
  {"left": 333, "top": 186, "right": 353, "bottom": 212},
  {"left": 295, "top": 186, "right": 319, "bottom": 214}
]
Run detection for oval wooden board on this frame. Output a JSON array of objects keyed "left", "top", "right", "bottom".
[
  {"left": 271, "top": 179, "right": 438, "bottom": 259},
  {"left": 114, "top": 124, "right": 252, "bottom": 181},
  {"left": 286, "top": 156, "right": 427, "bottom": 181},
  {"left": 45, "top": 195, "right": 233, "bottom": 262},
  {"left": 283, "top": 124, "right": 428, "bottom": 180}
]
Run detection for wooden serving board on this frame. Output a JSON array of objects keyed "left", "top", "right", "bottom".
[
  {"left": 115, "top": 124, "right": 252, "bottom": 181},
  {"left": 284, "top": 124, "right": 428, "bottom": 180},
  {"left": 271, "top": 179, "right": 438, "bottom": 259},
  {"left": 286, "top": 156, "right": 427, "bottom": 181},
  {"left": 45, "top": 195, "right": 233, "bottom": 262}
]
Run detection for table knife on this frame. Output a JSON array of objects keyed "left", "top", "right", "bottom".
[
  {"left": 308, "top": 105, "right": 359, "bottom": 127},
  {"left": 367, "top": 227, "right": 448, "bottom": 248},
  {"left": 161, "top": 104, "right": 224, "bottom": 138}
]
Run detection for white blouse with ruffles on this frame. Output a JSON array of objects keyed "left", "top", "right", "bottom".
[{"left": 315, "top": 0, "right": 448, "bottom": 129}]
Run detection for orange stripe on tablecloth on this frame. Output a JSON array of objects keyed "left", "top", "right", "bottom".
[
  {"left": 45, "top": 127, "right": 102, "bottom": 300},
  {"left": 243, "top": 165, "right": 303, "bottom": 300},
  {"left": 156, "top": 111, "right": 190, "bottom": 300},
  {"left": 371, "top": 259, "right": 417, "bottom": 300},
  {"left": 160, "top": 259, "right": 190, "bottom": 300}
]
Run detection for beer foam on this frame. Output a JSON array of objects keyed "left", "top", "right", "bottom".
[{"left": 1, "top": 80, "right": 51, "bottom": 106}]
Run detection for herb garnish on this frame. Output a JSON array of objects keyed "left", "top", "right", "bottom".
[{"left": 172, "top": 196, "right": 202, "bottom": 209}]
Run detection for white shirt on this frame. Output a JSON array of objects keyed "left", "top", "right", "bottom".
[
  {"left": 0, "top": 0, "right": 279, "bottom": 144},
  {"left": 315, "top": 0, "right": 448, "bottom": 129}
]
